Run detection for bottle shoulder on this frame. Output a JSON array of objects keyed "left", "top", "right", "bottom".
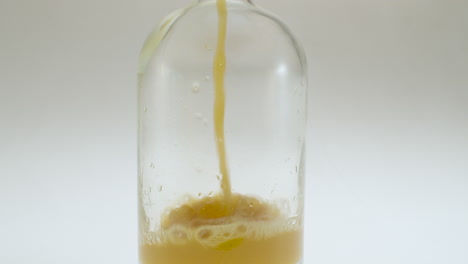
[
  {"left": 140, "top": 2, "right": 307, "bottom": 75},
  {"left": 139, "top": 3, "right": 196, "bottom": 74}
]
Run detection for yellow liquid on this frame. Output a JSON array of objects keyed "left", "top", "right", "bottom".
[
  {"left": 141, "top": 194, "right": 303, "bottom": 264},
  {"left": 140, "top": 1, "right": 302, "bottom": 263},
  {"left": 141, "top": 231, "right": 302, "bottom": 264}
]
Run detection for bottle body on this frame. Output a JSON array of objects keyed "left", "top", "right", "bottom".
[{"left": 138, "top": 1, "right": 307, "bottom": 263}]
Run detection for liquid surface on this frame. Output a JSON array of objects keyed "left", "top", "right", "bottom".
[{"left": 141, "top": 194, "right": 302, "bottom": 264}]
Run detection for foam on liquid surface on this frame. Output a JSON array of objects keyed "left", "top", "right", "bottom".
[{"left": 141, "top": 194, "right": 303, "bottom": 264}]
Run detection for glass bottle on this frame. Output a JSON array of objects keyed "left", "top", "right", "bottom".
[{"left": 138, "top": 0, "right": 307, "bottom": 263}]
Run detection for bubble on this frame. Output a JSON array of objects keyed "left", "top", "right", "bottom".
[
  {"left": 169, "top": 228, "right": 189, "bottom": 244},
  {"left": 237, "top": 225, "right": 247, "bottom": 233},
  {"left": 194, "top": 112, "right": 203, "bottom": 120},
  {"left": 192, "top": 82, "right": 200, "bottom": 93},
  {"left": 197, "top": 229, "right": 213, "bottom": 240},
  {"left": 204, "top": 75, "right": 210, "bottom": 81}
]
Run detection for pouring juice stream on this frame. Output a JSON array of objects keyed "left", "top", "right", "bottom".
[{"left": 212, "top": 0, "right": 232, "bottom": 209}]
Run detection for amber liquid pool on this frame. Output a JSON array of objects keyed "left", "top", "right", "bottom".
[{"left": 140, "top": 194, "right": 303, "bottom": 264}]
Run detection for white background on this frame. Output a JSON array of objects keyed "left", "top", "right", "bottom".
[{"left": 1, "top": 0, "right": 467, "bottom": 263}]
